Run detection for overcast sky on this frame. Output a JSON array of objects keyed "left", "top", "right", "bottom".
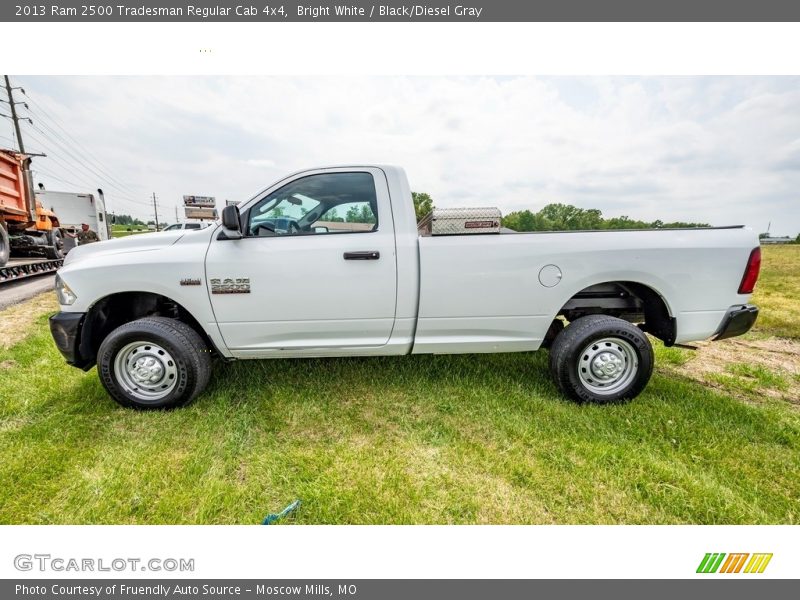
[{"left": 3, "top": 76, "right": 799, "bottom": 235}]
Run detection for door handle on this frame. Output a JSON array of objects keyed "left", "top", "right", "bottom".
[{"left": 343, "top": 251, "right": 380, "bottom": 260}]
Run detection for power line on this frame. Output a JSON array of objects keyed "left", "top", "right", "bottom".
[
  {"left": 21, "top": 89, "right": 132, "bottom": 187},
  {"left": 32, "top": 166, "right": 100, "bottom": 191},
  {"left": 32, "top": 164, "right": 151, "bottom": 212},
  {"left": 19, "top": 85, "right": 142, "bottom": 192},
  {"left": 23, "top": 128, "right": 111, "bottom": 190},
  {"left": 8, "top": 77, "right": 148, "bottom": 212},
  {"left": 3, "top": 76, "right": 155, "bottom": 221},
  {"left": 21, "top": 124, "right": 150, "bottom": 208},
  {"left": 32, "top": 166, "right": 155, "bottom": 217},
  {"left": 23, "top": 118, "right": 140, "bottom": 200},
  {"left": 28, "top": 149, "right": 153, "bottom": 213}
]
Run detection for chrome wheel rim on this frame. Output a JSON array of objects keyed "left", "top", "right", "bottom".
[
  {"left": 577, "top": 337, "right": 638, "bottom": 395},
  {"left": 113, "top": 341, "right": 178, "bottom": 402}
]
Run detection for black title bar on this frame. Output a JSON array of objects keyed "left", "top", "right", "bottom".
[
  {"left": 4, "top": 579, "right": 799, "bottom": 600},
  {"left": 5, "top": 0, "right": 800, "bottom": 22}
]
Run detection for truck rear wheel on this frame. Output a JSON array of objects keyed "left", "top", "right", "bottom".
[
  {"left": 97, "top": 317, "right": 212, "bottom": 409},
  {"left": 44, "top": 228, "right": 65, "bottom": 259},
  {"left": 0, "top": 224, "right": 9, "bottom": 267},
  {"left": 549, "top": 315, "right": 653, "bottom": 404}
]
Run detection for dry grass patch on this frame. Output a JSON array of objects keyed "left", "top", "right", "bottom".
[
  {"left": 669, "top": 336, "right": 800, "bottom": 405},
  {"left": 0, "top": 292, "right": 58, "bottom": 349}
]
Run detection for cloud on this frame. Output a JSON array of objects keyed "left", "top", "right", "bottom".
[
  {"left": 245, "top": 159, "right": 277, "bottom": 168},
  {"left": 5, "top": 75, "right": 800, "bottom": 236}
]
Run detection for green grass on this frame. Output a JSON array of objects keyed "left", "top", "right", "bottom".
[
  {"left": 1, "top": 310, "right": 798, "bottom": 525},
  {"left": 1, "top": 244, "right": 797, "bottom": 525},
  {"left": 751, "top": 245, "right": 800, "bottom": 339},
  {"left": 725, "top": 363, "right": 790, "bottom": 391}
]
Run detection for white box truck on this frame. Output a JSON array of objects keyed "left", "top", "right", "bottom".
[{"left": 36, "top": 189, "right": 111, "bottom": 250}]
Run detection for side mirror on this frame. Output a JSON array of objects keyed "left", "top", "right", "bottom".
[{"left": 220, "top": 205, "right": 242, "bottom": 239}]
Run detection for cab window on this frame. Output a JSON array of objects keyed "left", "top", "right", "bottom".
[{"left": 247, "top": 172, "right": 378, "bottom": 237}]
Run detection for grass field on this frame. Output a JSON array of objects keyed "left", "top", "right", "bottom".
[
  {"left": 0, "top": 246, "right": 798, "bottom": 524},
  {"left": 110, "top": 224, "right": 151, "bottom": 238}
]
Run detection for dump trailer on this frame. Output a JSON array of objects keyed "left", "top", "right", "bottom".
[{"left": 0, "top": 149, "right": 65, "bottom": 268}]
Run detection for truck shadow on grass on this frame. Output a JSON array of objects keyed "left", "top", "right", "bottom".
[{"left": 200, "top": 351, "right": 560, "bottom": 409}]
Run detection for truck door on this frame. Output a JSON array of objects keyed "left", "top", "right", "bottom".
[{"left": 204, "top": 168, "right": 397, "bottom": 355}]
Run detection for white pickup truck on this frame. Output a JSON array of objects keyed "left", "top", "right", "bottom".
[{"left": 49, "top": 165, "right": 761, "bottom": 409}]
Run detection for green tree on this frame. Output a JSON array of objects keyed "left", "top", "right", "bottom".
[
  {"left": 502, "top": 210, "right": 543, "bottom": 232},
  {"left": 113, "top": 214, "right": 145, "bottom": 227},
  {"left": 325, "top": 208, "right": 344, "bottom": 223},
  {"left": 657, "top": 221, "right": 709, "bottom": 228},
  {"left": 345, "top": 204, "right": 376, "bottom": 223},
  {"left": 502, "top": 203, "right": 709, "bottom": 232},
  {"left": 536, "top": 203, "right": 604, "bottom": 230},
  {"left": 412, "top": 192, "right": 434, "bottom": 222}
]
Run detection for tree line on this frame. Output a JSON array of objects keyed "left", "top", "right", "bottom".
[
  {"left": 113, "top": 214, "right": 147, "bottom": 227},
  {"left": 412, "top": 193, "right": 710, "bottom": 231},
  {"left": 502, "top": 204, "right": 709, "bottom": 231}
]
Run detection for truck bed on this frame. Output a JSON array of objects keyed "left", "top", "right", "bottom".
[{"left": 413, "top": 225, "right": 758, "bottom": 352}]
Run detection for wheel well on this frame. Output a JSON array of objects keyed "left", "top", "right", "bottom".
[
  {"left": 78, "top": 292, "right": 215, "bottom": 367},
  {"left": 556, "top": 281, "right": 676, "bottom": 346}
]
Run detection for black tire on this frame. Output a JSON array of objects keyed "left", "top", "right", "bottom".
[
  {"left": 97, "top": 317, "right": 212, "bottom": 409},
  {"left": 0, "top": 223, "right": 9, "bottom": 268},
  {"left": 44, "top": 228, "right": 65, "bottom": 259},
  {"left": 549, "top": 315, "right": 653, "bottom": 404}
]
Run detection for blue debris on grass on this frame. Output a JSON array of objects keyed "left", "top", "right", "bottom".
[{"left": 262, "top": 500, "right": 301, "bottom": 525}]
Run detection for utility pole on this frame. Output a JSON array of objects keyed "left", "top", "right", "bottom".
[
  {"left": 175, "top": 205, "right": 179, "bottom": 224},
  {"left": 4, "top": 75, "right": 25, "bottom": 153},
  {"left": 152, "top": 192, "right": 160, "bottom": 231}
]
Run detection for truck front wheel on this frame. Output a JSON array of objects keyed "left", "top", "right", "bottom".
[
  {"left": 97, "top": 317, "right": 212, "bottom": 409},
  {"left": 549, "top": 315, "right": 653, "bottom": 404}
]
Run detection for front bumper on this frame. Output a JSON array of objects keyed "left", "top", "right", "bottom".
[
  {"left": 49, "top": 311, "right": 93, "bottom": 369},
  {"left": 713, "top": 304, "right": 759, "bottom": 341}
]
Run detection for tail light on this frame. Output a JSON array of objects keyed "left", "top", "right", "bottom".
[{"left": 738, "top": 247, "right": 761, "bottom": 294}]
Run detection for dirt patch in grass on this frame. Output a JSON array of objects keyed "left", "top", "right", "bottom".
[
  {"left": 674, "top": 336, "right": 800, "bottom": 405},
  {"left": 0, "top": 293, "right": 58, "bottom": 349}
]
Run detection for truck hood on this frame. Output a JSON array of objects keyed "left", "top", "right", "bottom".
[{"left": 63, "top": 231, "right": 186, "bottom": 266}]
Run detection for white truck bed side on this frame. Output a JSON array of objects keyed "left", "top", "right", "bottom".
[{"left": 413, "top": 226, "right": 758, "bottom": 353}]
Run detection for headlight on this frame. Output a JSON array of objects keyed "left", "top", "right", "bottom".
[{"left": 55, "top": 274, "right": 77, "bottom": 306}]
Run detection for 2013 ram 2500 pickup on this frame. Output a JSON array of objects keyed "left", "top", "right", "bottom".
[{"left": 49, "top": 165, "right": 761, "bottom": 409}]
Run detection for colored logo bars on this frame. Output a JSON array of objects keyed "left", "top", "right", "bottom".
[{"left": 696, "top": 553, "right": 773, "bottom": 574}]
